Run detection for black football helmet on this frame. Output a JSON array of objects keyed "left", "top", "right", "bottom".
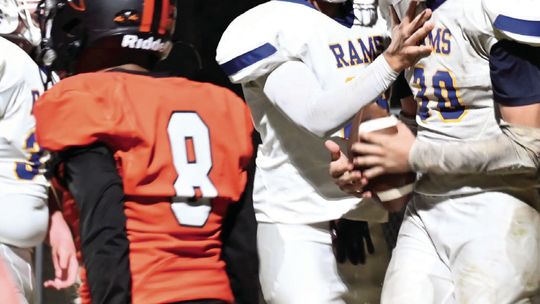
[{"left": 38, "top": 0, "right": 176, "bottom": 74}]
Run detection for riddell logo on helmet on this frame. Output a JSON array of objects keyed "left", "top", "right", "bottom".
[{"left": 121, "top": 35, "right": 164, "bottom": 51}]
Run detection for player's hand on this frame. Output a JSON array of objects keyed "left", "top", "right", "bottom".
[
  {"left": 329, "top": 219, "right": 375, "bottom": 265},
  {"left": 351, "top": 122, "right": 415, "bottom": 179},
  {"left": 325, "top": 140, "right": 367, "bottom": 197},
  {"left": 383, "top": 1, "right": 434, "bottom": 72},
  {"left": 44, "top": 211, "right": 79, "bottom": 290}
]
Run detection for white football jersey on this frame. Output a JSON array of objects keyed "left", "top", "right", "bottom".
[
  {"left": 217, "top": 0, "right": 389, "bottom": 224},
  {"left": 403, "top": 0, "right": 538, "bottom": 196},
  {"left": 479, "top": 0, "right": 540, "bottom": 46},
  {"left": 0, "top": 37, "right": 48, "bottom": 199}
]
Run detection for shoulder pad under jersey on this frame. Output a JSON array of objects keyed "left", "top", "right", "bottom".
[
  {"left": 216, "top": 1, "right": 323, "bottom": 83},
  {"left": 482, "top": 0, "right": 540, "bottom": 46}
]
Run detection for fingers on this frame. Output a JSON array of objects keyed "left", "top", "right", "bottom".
[
  {"left": 403, "top": 0, "right": 418, "bottom": 24},
  {"left": 43, "top": 279, "right": 56, "bottom": 289},
  {"left": 324, "top": 140, "right": 342, "bottom": 162},
  {"left": 45, "top": 250, "right": 78, "bottom": 290},
  {"left": 336, "top": 171, "right": 366, "bottom": 195},
  {"left": 52, "top": 249, "right": 61, "bottom": 278},
  {"left": 348, "top": 235, "right": 364, "bottom": 265},
  {"left": 332, "top": 228, "right": 347, "bottom": 264},
  {"left": 58, "top": 249, "right": 69, "bottom": 270},
  {"left": 352, "top": 154, "right": 383, "bottom": 168},
  {"left": 363, "top": 226, "right": 375, "bottom": 254},
  {"left": 65, "top": 255, "right": 79, "bottom": 286},
  {"left": 350, "top": 141, "right": 385, "bottom": 157},
  {"left": 407, "top": 8, "right": 432, "bottom": 35},
  {"left": 329, "top": 159, "right": 354, "bottom": 179},
  {"left": 360, "top": 166, "right": 386, "bottom": 180},
  {"left": 43, "top": 259, "right": 78, "bottom": 290},
  {"left": 361, "top": 190, "right": 373, "bottom": 199},
  {"left": 406, "top": 20, "right": 434, "bottom": 47},
  {"left": 390, "top": 5, "right": 401, "bottom": 27}
]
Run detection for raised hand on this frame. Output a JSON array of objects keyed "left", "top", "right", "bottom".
[{"left": 383, "top": 1, "right": 434, "bottom": 72}]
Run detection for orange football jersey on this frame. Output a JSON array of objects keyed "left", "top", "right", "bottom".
[{"left": 35, "top": 70, "right": 254, "bottom": 304}]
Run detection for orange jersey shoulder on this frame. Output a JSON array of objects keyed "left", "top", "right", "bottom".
[{"left": 35, "top": 71, "right": 254, "bottom": 201}]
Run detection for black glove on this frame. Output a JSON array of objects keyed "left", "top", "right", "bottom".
[{"left": 329, "top": 219, "right": 375, "bottom": 265}]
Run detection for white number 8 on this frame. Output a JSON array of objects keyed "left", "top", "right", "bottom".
[{"left": 167, "top": 112, "right": 218, "bottom": 227}]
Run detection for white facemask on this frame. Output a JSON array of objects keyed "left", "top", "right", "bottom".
[{"left": 0, "top": 0, "right": 41, "bottom": 49}]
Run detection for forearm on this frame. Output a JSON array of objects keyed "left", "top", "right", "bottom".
[
  {"left": 47, "top": 210, "right": 70, "bottom": 243},
  {"left": 263, "top": 56, "right": 398, "bottom": 138},
  {"left": 409, "top": 122, "right": 540, "bottom": 175},
  {"left": 62, "top": 144, "right": 131, "bottom": 304}
]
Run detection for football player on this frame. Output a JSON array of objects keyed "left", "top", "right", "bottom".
[
  {"left": 34, "top": 0, "right": 255, "bottom": 303},
  {"left": 330, "top": 0, "right": 540, "bottom": 302},
  {"left": 216, "top": 0, "right": 433, "bottom": 302},
  {"left": 0, "top": 0, "right": 77, "bottom": 302}
]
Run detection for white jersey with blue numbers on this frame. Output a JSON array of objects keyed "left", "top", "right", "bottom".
[
  {"left": 0, "top": 37, "right": 48, "bottom": 199},
  {"left": 404, "top": 0, "right": 539, "bottom": 196},
  {"left": 216, "top": 0, "right": 390, "bottom": 224}
]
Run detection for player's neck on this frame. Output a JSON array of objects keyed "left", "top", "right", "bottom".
[
  {"left": 104, "top": 64, "right": 149, "bottom": 73},
  {"left": 311, "top": 0, "right": 342, "bottom": 18}
]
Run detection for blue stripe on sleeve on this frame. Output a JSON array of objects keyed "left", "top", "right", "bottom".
[
  {"left": 426, "top": 0, "right": 447, "bottom": 11},
  {"left": 490, "top": 40, "right": 540, "bottom": 106},
  {"left": 220, "top": 43, "right": 277, "bottom": 76},
  {"left": 493, "top": 15, "right": 540, "bottom": 37}
]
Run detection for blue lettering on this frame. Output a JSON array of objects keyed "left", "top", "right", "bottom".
[
  {"left": 428, "top": 28, "right": 442, "bottom": 53},
  {"left": 359, "top": 37, "right": 377, "bottom": 63},
  {"left": 329, "top": 44, "right": 349, "bottom": 68},
  {"left": 441, "top": 29, "right": 451, "bottom": 54},
  {"left": 348, "top": 40, "right": 362, "bottom": 65}
]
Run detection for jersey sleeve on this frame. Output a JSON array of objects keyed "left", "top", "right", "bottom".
[
  {"left": 490, "top": 40, "right": 540, "bottom": 106},
  {"left": 215, "top": 2, "right": 307, "bottom": 84},
  {"left": 34, "top": 78, "right": 136, "bottom": 152},
  {"left": 0, "top": 38, "right": 33, "bottom": 119},
  {"left": 482, "top": 0, "right": 540, "bottom": 46},
  {"left": 220, "top": 87, "right": 254, "bottom": 170}
]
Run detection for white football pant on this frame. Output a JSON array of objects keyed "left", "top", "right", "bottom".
[
  {"left": 382, "top": 191, "right": 540, "bottom": 304},
  {"left": 0, "top": 244, "right": 34, "bottom": 304},
  {"left": 258, "top": 221, "right": 390, "bottom": 304}
]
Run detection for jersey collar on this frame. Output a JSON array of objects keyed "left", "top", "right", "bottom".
[{"left": 106, "top": 68, "right": 171, "bottom": 78}]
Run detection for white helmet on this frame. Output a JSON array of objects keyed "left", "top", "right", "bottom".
[
  {"left": 321, "top": 0, "right": 348, "bottom": 3},
  {"left": 0, "top": 0, "right": 41, "bottom": 51}
]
